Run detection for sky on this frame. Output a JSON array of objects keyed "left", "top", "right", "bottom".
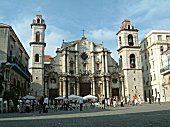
[{"left": 0, "top": 0, "right": 170, "bottom": 62}]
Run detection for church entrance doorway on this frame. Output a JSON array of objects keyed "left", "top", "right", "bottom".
[
  {"left": 112, "top": 88, "right": 119, "bottom": 97},
  {"left": 80, "top": 83, "right": 91, "bottom": 96},
  {"left": 49, "top": 89, "right": 59, "bottom": 100}
]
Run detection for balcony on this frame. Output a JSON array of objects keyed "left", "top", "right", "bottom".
[
  {"left": 7, "top": 56, "right": 31, "bottom": 81},
  {"left": 160, "top": 65, "right": 170, "bottom": 75}
]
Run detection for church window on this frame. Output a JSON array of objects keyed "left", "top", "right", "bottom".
[
  {"left": 166, "top": 35, "right": 170, "bottom": 41},
  {"left": 119, "top": 36, "right": 121, "bottom": 45},
  {"left": 158, "top": 35, "right": 162, "bottom": 41},
  {"left": 97, "top": 63, "right": 100, "bottom": 70},
  {"left": 35, "top": 54, "right": 39, "bottom": 62},
  {"left": 128, "top": 34, "right": 134, "bottom": 46},
  {"left": 130, "top": 54, "right": 136, "bottom": 68},
  {"left": 145, "top": 53, "right": 147, "bottom": 59},
  {"left": 128, "top": 25, "right": 130, "bottom": 29},
  {"left": 160, "top": 46, "right": 163, "bottom": 52},
  {"left": 81, "top": 52, "right": 88, "bottom": 60},
  {"left": 154, "top": 74, "right": 156, "bottom": 80},
  {"left": 37, "top": 18, "right": 40, "bottom": 24},
  {"left": 151, "top": 49, "right": 153, "bottom": 55},
  {"left": 112, "top": 78, "right": 117, "bottom": 83},
  {"left": 36, "top": 31, "right": 40, "bottom": 42}
]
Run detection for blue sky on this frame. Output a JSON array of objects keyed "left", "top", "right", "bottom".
[{"left": 1, "top": 0, "right": 170, "bottom": 62}]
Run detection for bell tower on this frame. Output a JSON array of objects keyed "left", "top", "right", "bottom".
[
  {"left": 29, "top": 14, "right": 46, "bottom": 97},
  {"left": 117, "top": 19, "right": 143, "bottom": 99}
]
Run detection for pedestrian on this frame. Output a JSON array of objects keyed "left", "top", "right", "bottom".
[
  {"left": 101, "top": 95, "right": 105, "bottom": 109},
  {"left": 113, "top": 97, "right": 116, "bottom": 107},
  {"left": 121, "top": 97, "right": 124, "bottom": 107},
  {"left": 43, "top": 95, "right": 49, "bottom": 113},
  {"left": 134, "top": 94, "right": 138, "bottom": 106},
  {"left": 138, "top": 95, "right": 142, "bottom": 105},
  {"left": 39, "top": 96, "right": 44, "bottom": 113},
  {"left": 157, "top": 92, "right": 161, "bottom": 105},
  {"left": 79, "top": 97, "right": 83, "bottom": 111}
]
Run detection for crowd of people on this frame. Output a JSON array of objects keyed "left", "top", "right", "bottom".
[
  {"left": 99, "top": 94, "right": 143, "bottom": 108},
  {"left": 7, "top": 93, "right": 162, "bottom": 113}
]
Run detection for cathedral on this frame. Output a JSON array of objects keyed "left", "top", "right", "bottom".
[{"left": 29, "top": 15, "right": 144, "bottom": 101}]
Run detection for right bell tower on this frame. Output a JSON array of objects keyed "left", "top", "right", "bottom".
[{"left": 117, "top": 19, "right": 143, "bottom": 99}]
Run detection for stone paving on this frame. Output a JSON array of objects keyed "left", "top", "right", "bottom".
[{"left": 0, "top": 103, "right": 170, "bottom": 127}]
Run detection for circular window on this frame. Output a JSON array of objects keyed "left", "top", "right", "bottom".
[{"left": 81, "top": 52, "right": 88, "bottom": 60}]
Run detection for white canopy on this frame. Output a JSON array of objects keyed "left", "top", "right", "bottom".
[
  {"left": 22, "top": 95, "right": 35, "bottom": 100},
  {"left": 83, "top": 95, "right": 97, "bottom": 100},
  {"left": 55, "top": 96, "right": 64, "bottom": 100},
  {"left": 68, "top": 95, "right": 81, "bottom": 100}
]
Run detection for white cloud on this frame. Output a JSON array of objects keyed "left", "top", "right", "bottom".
[
  {"left": 11, "top": 16, "right": 32, "bottom": 56},
  {"left": 45, "top": 25, "right": 74, "bottom": 57},
  {"left": 87, "top": 28, "right": 116, "bottom": 42}
]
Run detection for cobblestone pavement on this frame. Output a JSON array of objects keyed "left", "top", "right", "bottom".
[{"left": 0, "top": 103, "right": 170, "bottom": 127}]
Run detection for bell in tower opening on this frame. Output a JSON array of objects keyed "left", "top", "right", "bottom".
[{"left": 128, "top": 34, "right": 134, "bottom": 46}]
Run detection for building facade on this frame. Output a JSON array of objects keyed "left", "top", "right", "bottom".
[
  {"left": 29, "top": 15, "right": 46, "bottom": 98},
  {"left": 117, "top": 20, "right": 144, "bottom": 100},
  {"left": 160, "top": 48, "right": 170, "bottom": 102},
  {"left": 0, "top": 23, "right": 30, "bottom": 112},
  {"left": 45, "top": 37, "right": 120, "bottom": 100},
  {"left": 140, "top": 30, "right": 170, "bottom": 102}
]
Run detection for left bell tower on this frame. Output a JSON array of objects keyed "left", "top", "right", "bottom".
[{"left": 29, "top": 14, "right": 46, "bottom": 97}]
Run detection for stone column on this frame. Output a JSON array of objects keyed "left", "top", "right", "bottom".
[
  {"left": 63, "top": 79, "right": 66, "bottom": 97},
  {"left": 67, "top": 52, "right": 69, "bottom": 74},
  {"left": 59, "top": 80, "right": 62, "bottom": 96},
  {"left": 102, "top": 77, "right": 105, "bottom": 97},
  {"left": 92, "top": 79, "right": 96, "bottom": 96},
  {"left": 102, "top": 52, "right": 105, "bottom": 74},
  {"left": 68, "top": 79, "right": 70, "bottom": 96},
  {"left": 106, "top": 78, "right": 110, "bottom": 98},
  {"left": 76, "top": 78, "right": 80, "bottom": 96},
  {"left": 75, "top": 53, "right": 79, "bottom": 75},
  {"left": 105, "top": 52, "right": 108, "bottom": 74},
  {"left": 91, "top": 53, "right": 95, "bottom": 74}
]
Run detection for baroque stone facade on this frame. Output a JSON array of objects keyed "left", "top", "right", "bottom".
[{"left": 46, "top": 37, "right": 119, "bottom": 99}]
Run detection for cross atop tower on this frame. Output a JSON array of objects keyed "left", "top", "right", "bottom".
[{"left": 82, "top": 29, "right": 85, "bottom": 37}]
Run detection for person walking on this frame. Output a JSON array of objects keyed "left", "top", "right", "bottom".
[
  {"left": 138, "top": 95, "right": 142, "bottom": 105},
  {"left": 113, "top": 97, "right": 116, "bottom": 108},
  {"left": 43, "top": 95, "right": 49, "bottom": 113},
  {"left": 79, "top": 97, "right": 83, "bottom": 111},
  {"left": 101, "top": 95, "right": 105, "bottom": 109},
  {"left": 157, "top": 92, "right": 161, "bottom": 105}
]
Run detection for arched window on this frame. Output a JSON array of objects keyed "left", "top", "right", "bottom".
[
  {"left": 37, "top": 18, "right": 40, "bottom": 23},
  {"left": 36, "top": 31, "right": 40, "bottom": 42},
  {"left": 35, "top": 54, "right": 39, "bottom": 62},
  {"left": 130, "top": 54, "right": 136, "bottom": 68},
  {"left": 128, "top": 34, "right": 134, "bottom": 46}
]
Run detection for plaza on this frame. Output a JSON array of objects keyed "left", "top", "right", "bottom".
[{"left": 0, "top": 103, "right": 170, "bottom": 127}]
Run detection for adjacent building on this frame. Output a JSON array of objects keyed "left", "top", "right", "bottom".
[
  {"left": 0, "top": 23, "right": 31, "bottom": 112},
  {"left": 140, "top": 30, "right": 170, "bottom": 102}
]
